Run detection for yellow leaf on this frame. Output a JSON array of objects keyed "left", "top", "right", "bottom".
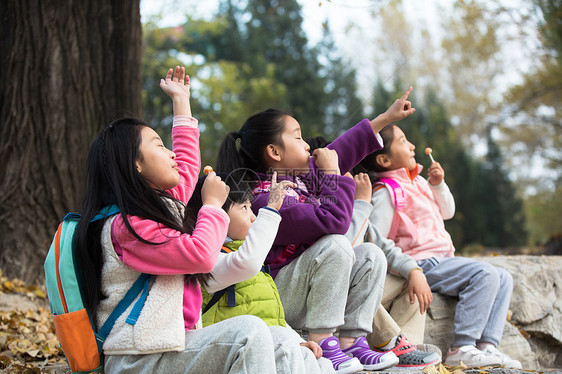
[{"left": 3, "top": 281, "right": 14, "bottom": 291}]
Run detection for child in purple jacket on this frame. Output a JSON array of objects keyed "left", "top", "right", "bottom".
[{"left": 216, "top": 88, "right": 416, "bottom": 374}]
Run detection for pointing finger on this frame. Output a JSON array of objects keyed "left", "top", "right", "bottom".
[{"left": 400, "top": 86, "right": 413, "bottom": 101}]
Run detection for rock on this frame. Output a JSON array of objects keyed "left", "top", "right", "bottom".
[{"left": 424, "top": 255, "right": 562, "bottom": 370}]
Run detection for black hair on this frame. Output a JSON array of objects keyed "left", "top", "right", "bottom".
[
  {"left": 188, "top": 171, "right": 254, "bottom": 215},
  {"left": 357, "top": 124, "right": 397, "bottom": 174},
  {"left": 74, "top": 117, "right": 202, "bottom": 321},
  {"left": 216, "top": 109, "right": 289, "bottom": 173},
  {"left": 305, "top": 136, "right": 331, "bottom": 153}
]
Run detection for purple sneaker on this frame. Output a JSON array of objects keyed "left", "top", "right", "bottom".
[
  {"left": 342, "top": 336, "right": 399, "bottom": 370},
  {"left": 319, "top": 336, "right": 364, "bottom": 374}
]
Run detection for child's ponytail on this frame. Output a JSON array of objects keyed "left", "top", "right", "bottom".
[{"left": 216, "top": 132, "right": 244, "bottom": 173}]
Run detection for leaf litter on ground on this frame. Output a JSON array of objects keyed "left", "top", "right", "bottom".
[{"left": 0, "top": 269, "right": 67, "bottom": 373}]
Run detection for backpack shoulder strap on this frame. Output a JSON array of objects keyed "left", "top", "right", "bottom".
[
  {"left": 374, "top": 178, "right": 416, "bottom": 240},
  {"left": 202, "top": 285, "right": 235, "bottom": 314},
  {"left": 202, "top": 247, "right": 236, "bottom": 315},
  {"left": 96, "top": 273, "right": 153, "bottom": 348},
  {"left": 376, "top": 178, "right": 406, "bottom": 211}
]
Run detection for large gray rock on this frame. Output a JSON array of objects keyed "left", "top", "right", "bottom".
[{"left": 424, "top": 255, "right": 562, "bottom": 370}]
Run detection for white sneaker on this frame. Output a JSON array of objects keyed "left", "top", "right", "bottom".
[
  {"left": 444, "top": 345, "right": 502, "bottom": 368},
  {"left": 480, "top": 345, "right": 523, "bottom": 369}
]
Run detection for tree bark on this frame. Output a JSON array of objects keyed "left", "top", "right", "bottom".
[{"left": 0, "top": 0, "right": 142, "bottom": 284}]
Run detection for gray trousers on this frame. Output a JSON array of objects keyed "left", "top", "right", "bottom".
[
  {"left": 274, "top": 234, "right": 387, "bottom": 337},
  {"left": 419, "top": 256, "right": 513, "bottom": 347},
  {"left": 104, "top": 315, "right": 276, "bottom": 374},
  {"left": 270, "top": 325, "right": 336, "bottom": 374}
]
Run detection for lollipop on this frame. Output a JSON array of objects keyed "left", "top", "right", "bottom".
[
  {"left": 203, "top": 165, "right": 214, "bottom": 175},
  {"left": 425, "top": 147, "right": 435, "bottom": 163}
]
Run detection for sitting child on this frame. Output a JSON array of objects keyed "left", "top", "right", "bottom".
[
  {"left": 359, "top": 124, "right": 522, "bottom": 369},
  {"left": 188, "top": 171, "right": 335, "bottom": 374},
  {"left": 307, "top": 136, "right": 440, "bottom": 369},
  {"left": 346, "top": 172, "right": 441, "bottom": 369}
]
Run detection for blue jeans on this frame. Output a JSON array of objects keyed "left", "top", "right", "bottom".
[{"left": 419, "top": 256, "right": 513, "bottom": 347}]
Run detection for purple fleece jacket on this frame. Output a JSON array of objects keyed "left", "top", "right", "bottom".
[{"left": 252, "top": 119, "right": 383, "bottom": 277}]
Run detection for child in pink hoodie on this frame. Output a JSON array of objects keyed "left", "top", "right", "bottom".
[{"left": 74, "top": 66, "right": 278, "bottom": 373}]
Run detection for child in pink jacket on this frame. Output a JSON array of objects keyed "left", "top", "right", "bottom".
[
  {"left": 74, "top": 66, "right": 278, "bottom": 373},
  {"left": 362, "top": 124, "right": 521, "bottom": 369}
]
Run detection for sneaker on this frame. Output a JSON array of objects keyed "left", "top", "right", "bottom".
[
  {"left": 444, "top": 345, "right": 502, "bottom": 368},
  {"left": 480, "top": 345, "right": 522, "bottom": 369},
  {"left": 341, "top": 336, "right": 399, "bottom": 371},
  {"left": 375, "top": 334, "right": 441, "bottom": 369},
  {"left": 319, "top": 336, "right": 364, "bottom": 374}
]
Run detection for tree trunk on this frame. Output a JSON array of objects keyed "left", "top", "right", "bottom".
[{"left": 0, "top": 0, "right": 142, "bottom": 284}]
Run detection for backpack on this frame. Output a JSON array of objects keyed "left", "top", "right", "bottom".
[{"left": 44, "top": 205, "right": 152, "bottom": 373}]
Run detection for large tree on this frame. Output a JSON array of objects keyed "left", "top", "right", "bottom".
[{"left": 0, "top": 0, "right": 143, "bottom": 283}]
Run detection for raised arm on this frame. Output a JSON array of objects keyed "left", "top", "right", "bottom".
[
  {"left": 160, "top": 66, "right": 200, "bottom": 201},
  {"left": 160, "top": 66, "right": 192, "bottom": 116}
]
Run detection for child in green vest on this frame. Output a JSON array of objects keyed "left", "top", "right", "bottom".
[{"left": 188, "top": 171, "right": 336, "bottom": 374}]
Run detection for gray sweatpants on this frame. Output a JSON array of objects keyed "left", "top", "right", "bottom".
[
  {"left": 419, "top": 256, "right": 513, "bottom": 347},
  {"left": 104, "top": 315, "right": 276, "bottom": 374},
  {"left": 274, "top": 234, "right": 387, "bottom": 337},
  {"left": 270, "top": 325, "right": 336, "bottom": 374}
]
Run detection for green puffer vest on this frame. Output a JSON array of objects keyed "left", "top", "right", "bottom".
[{"left": 201, "top": 240, "right": 286, "bottom": 327}]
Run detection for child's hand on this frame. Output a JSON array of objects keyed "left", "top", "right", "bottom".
[
  {"left": 201, "top": 172, "right": 230, "bottom": 208},
  {"left": 160, "top": 66, "right": 192, "bottom": 116},
  {"left": 408, "top": 269, "right": 433, "bottom": 314},
  {"left": 370, "top": 87, "right": 416, "bottom": 133},
  {"left": 300, "top": 341, "right": 323, "bottom": 359},
  {"left": 353, "top": 173, "right": 372, "bottom": 202},
  {"left": 385, "top": 86, "right": 415, "bottom": 122},
  {"left": 267, "top": 172, "right": 297, "bottom": 211},
  {"left": 427, "top": 161, "right": 444, "bottom": 186},
  {"left": 312, "top": 148, "right": 340, "bottom": 175}
]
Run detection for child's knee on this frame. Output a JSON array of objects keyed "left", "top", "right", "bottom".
[
  {"left": 478, "top": 262, "right": 502, "bottom": 289},
  {"left": 497, "top": 267, "right": 514, "bottom": 290},
  {"left": 232, "top": 315, "right": 270, "bottom": 336},
  {"left": 354, "top": 243, "right": 387, "bottom": 273},
  {"left": 316, "top": 234, "right": 355, "bottom": 263}
]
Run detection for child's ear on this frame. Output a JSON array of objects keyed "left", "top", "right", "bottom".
[
  {"left": 375, "top": 154, "right": 391, "bottom": 169},
  {"left": 266, "top": 144, "right": 282, "bottom": 162}
]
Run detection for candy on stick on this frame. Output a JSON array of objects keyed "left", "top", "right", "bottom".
[
  {"left": 425, "top": 147, "right": 435, "bottom": 163},
  {"left": 203, "top": 165, "right": 214, "bottom": 175}
]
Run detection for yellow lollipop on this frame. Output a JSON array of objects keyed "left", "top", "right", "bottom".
[
  {"left": 203, "top": 165, "right": 214, "bottom": 175},
  {"left": 425, "top": 147, "right": 435, "bottom": 163}
]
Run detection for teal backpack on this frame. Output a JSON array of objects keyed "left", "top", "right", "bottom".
[{"left": 44, "top": 205, "right": 152, "bottom": 373}]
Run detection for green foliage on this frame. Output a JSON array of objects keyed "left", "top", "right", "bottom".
[
  {"left": 524, "top": 184, "right": 562, "bottom": 245},
  {"left": 440, "top": 1, "right": 503, "bottom": 138},
  {"left": 194, "top": 61, "right": 288, "bottom": 166},
  {"left": 536, "top": 0, "right": 562, "bottom": 62},
  {"left": 141, "top": 0, "right": 364, "bottom": 166},
  {"left": 481, "top": 130, "right": 527, "bottom": 246}
]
